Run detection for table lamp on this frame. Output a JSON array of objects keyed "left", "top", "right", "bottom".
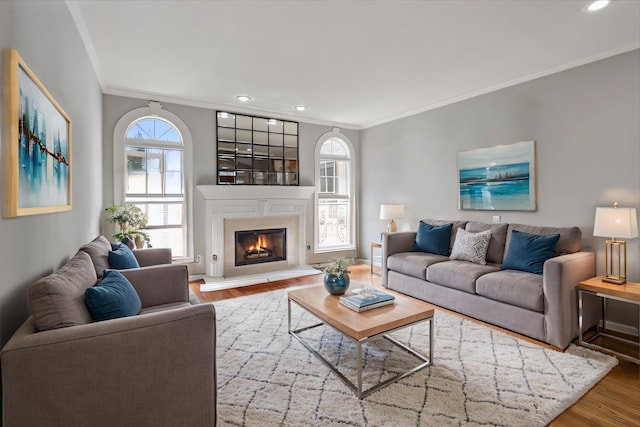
[
  {"left": 593, "top": 203, "right": 638, "bottom": 284},
  {"left": 380, "top": 204, "right": 404, "bottom": 233}
]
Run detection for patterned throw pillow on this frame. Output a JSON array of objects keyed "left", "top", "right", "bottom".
[{"left": 449, "top": 228, "right": 492, "bottom": 265}]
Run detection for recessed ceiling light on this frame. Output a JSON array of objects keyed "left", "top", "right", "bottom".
[
  {"left": 294, "top": 105, "right": 306, "bottom": 112},
  {"left": 586, "top": 0, "right": 610, "bottom": 12},
  {"left": 236, "top": 95, "right": 252, "bottom": 102}
]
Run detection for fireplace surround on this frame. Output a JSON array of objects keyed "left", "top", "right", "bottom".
[{"left": 197, "top": 185, "right": 315, "bottom": 278}]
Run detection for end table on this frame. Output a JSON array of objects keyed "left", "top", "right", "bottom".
[
  {"left": 578, "top": 276, "right": 640, "bottom": 364},
  {"left": 370, "top": 241, "right": 382, "bottom": 276}
]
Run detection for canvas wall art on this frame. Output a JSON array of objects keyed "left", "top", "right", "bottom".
[
  {"left": 458, "top": 141, "right": 536, "bottom": 211},
  {"left": 2, "top": 48, "right": 71, "bottom": 217}
]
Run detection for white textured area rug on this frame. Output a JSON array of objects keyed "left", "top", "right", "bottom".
[{"left": 215, "top": 287, "right": 617, "bottom": 426}]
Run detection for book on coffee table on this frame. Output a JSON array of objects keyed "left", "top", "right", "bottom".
[{"left": 339, "top": 290, "right": 395, "bottom": 312}]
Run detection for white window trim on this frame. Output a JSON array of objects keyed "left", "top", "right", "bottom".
[
  {"left": 314, "top": 129, "right": 357, "bottom": 253},
  {"left": 113, "top": 101, "right": 194, "bottom": 261}
]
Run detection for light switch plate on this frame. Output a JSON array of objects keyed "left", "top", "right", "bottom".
[{"left": 492, "top": 215, "right": 501, "bottom": 224}]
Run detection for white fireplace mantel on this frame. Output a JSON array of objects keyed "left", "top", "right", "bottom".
[
  {"left": 197, "top": 185, "right": 315, "bottom": 201},
  {"left": 197, "top": 185, "right": 315, "bottom": 277}
]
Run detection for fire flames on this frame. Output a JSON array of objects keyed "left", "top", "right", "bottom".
[{"left": 247, "top": 235, "right": 268, "bottom": 252}]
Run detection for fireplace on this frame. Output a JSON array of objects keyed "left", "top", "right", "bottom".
[
  {"left": 197, "top": 185, "right": 315, "bottom": 277},
  {"left": 235, "top": 228, "right": 286, "bottom": 266}
]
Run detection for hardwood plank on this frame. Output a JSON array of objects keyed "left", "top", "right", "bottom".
[{"left": 190, "top": 263, "right": 640, "bottom": 425}]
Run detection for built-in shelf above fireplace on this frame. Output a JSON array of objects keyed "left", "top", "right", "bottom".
[{"left": 197, "top": 185, "right": 315, "bottom": 278}]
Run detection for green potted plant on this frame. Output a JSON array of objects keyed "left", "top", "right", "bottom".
[
  {"left": 105, "top": 204, "right": 151, "bottom": 248},
  {"left": 323, "top": 257, "right": 354, "bottom": 295}
]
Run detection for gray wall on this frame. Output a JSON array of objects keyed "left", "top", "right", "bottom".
[
  {"left": 102, "top": 96, "right": 361, "bottom": 272},
  {"left": 360, "top": 49, "right": 640, "bottom": 329},
  {"left": 0, "top": 1, "right": 103, "bottom": 343}
]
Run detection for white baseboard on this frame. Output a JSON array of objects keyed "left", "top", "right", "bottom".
[{"left": 600, "top": 319, "right": 639, "bottom": 337}]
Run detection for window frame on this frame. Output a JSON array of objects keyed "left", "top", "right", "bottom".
[
  {"left": 314, "top": 130, "right": 357, "bottom": 253},
  {"left": 113, "top": 102, "right": 194, "bottom": 262}
]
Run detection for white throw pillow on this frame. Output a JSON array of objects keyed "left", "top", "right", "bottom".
[{"left": 449, "top": 228, "right": 492, "bottom": 265}]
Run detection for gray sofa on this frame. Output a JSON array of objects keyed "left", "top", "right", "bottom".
[
  {"left": 1, "top": 236, "right": 217, "bottom": 426},
  {"left": 382, "top": 220, "right": 598, "bottom": 349}
]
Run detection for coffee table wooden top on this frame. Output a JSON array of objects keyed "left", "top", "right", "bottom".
[{"left": 288, "top": 285, "right": 434, "bottom": 340}]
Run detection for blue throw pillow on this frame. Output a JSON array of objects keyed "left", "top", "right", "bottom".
[
  {"left": 84, "top": 270, "right": 142, "bottom": 321},
  {"left": 501, "top": 230, "right": 560, "bottom": 275},
  {"left": 413, "top": 221, "right": 453, "bottom": 256},
  {"left": 108, "top": 243, "right": 140, "bottom": 269}
]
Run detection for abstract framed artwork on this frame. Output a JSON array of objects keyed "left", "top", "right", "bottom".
[
  {"left": 458, "top": 140, "right": 536, "bottom": 211},
  {"left": 2, "top": 48, "right": 71, "bottom": 217}
]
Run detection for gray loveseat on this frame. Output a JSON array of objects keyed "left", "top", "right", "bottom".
[
  {"left": 1, "top": 236, "right": 217, "bottom": 426},
  {"left": 382, "top": 220, "right": 597, "bottom": 349}
]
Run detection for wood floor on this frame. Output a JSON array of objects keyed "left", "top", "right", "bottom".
[{"left": 190, "top": 263, "right": 640, "bottom": 426}]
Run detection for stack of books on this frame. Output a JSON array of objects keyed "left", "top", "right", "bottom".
[{"left": 339, "top": 290, "right": 395, "bottom": 312}]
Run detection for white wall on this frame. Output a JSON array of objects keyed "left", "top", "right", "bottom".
[
  {"left": 359, "top": 50, "right": 640, "bottom": 328},
  {"left": 102, "top": 96, "right": 361, "bottom": 272},
  {"left": 0, "top": 1, "right": 103, "bottom": 345}
]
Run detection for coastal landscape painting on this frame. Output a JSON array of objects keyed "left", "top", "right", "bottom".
[
  {"left": 3, "top": 48, "right": 71, "bottom": 217},
  {"left": 458, "top": 141, "right": 536, "bottom": 211}
]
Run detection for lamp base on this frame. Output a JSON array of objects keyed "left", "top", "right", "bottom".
[
  {"left": 602, "top": 275, "right": 627, "bottom": 285},
  {"left": 387, "top": 220, "right": 397, "bottom": 233},
  {"left": 603, "top": 239, "right": 628, "bottom": 285}
]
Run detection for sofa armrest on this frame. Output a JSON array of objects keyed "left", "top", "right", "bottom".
[
  {"left": 381, "top": 231, "right": 417, "bottom": 286},
  {"left": 132, "top": 247, "right": 172, "bottom": 266},
  {"left": 543, "top": 251, "right": 596, "bottom": 349},
  {"left": 119, "top": 264, "right": 189, "bottom": 308},
  {"left": 1, "top": 304, "right": 216, "bottom": 426}
]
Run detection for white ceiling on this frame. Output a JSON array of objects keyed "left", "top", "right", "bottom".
[{"left": 67, "top": 0, "right": 640, "bottom": 129}]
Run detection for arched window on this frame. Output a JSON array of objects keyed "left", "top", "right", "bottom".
[
  {"left": 314, "top": 130, "right": 356, "bottom": 252},
  {"left": 113, "top": 102, "right": 193, "bottom": 259}
]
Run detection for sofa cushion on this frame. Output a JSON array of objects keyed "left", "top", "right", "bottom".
[
  {"left": 506, "top": 224, "right": 582, "bottom": 255},
  {"left": 413, "top": 221, "right": 452, "bottom": 256},
  {"left": 465, "top": 222, "right": 509, "bottom": 264},
  {"left": 387, "top": 252, "right": 449, "bottom": 280},
  {"left": 501, "top": 230, "right": 560, "bottom": 275},
  {"left": 449, "top": 228, "right": 492, "bottom": 265},
  {"left": 427, "top": 260, "right": 500, "bottom": 294},
  {"left": 79, "top": 235, "right": 112, "bottom": 278},
  {"left": 476, "top": 270, "right": 544, "bottom": 312},
  {"left": 84, "top": 270, "right": 142, "bottom": 321},
  {"left": 108, "top": 244, "right": 140, "bottom": 269},
  {"left": 29, "top": 251, "right": 96, "bottom": 331}
]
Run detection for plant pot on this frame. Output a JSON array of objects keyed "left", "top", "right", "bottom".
[
  {"left": 134, "top": 235, "right": 145, "bottom": 249},
  {"left": 323, "top": 273, "right": 350, "bottom": 295}
]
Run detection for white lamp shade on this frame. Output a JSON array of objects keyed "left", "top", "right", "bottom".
[
  {"left": 593, "top": 207, "right": 638, "bottom": 239},
  {"left": 380, "top": 204, "right": 405, "bottom": 220}
]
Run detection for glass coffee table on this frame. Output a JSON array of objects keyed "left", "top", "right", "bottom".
[{"left": 287, "top": 285, "right": 434, "bottom": 399}]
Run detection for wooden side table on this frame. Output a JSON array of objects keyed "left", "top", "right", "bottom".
[
  {"left": 578, "top": 276, "right": 640, "bottom": 364},
  {"left": 370, "top": 241, "right": 382, "bottom": 276}
]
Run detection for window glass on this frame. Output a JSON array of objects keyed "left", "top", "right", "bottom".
[
  {"left": 318, "top": 199, "right": 350, "bottom": 247},
  {"left": 126, "top": 118, "right": 181, "bottom": 143}
]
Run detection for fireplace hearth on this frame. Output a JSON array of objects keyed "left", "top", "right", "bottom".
[{"left": 235, "top": 228, "right": 286, "bottom": 267}]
